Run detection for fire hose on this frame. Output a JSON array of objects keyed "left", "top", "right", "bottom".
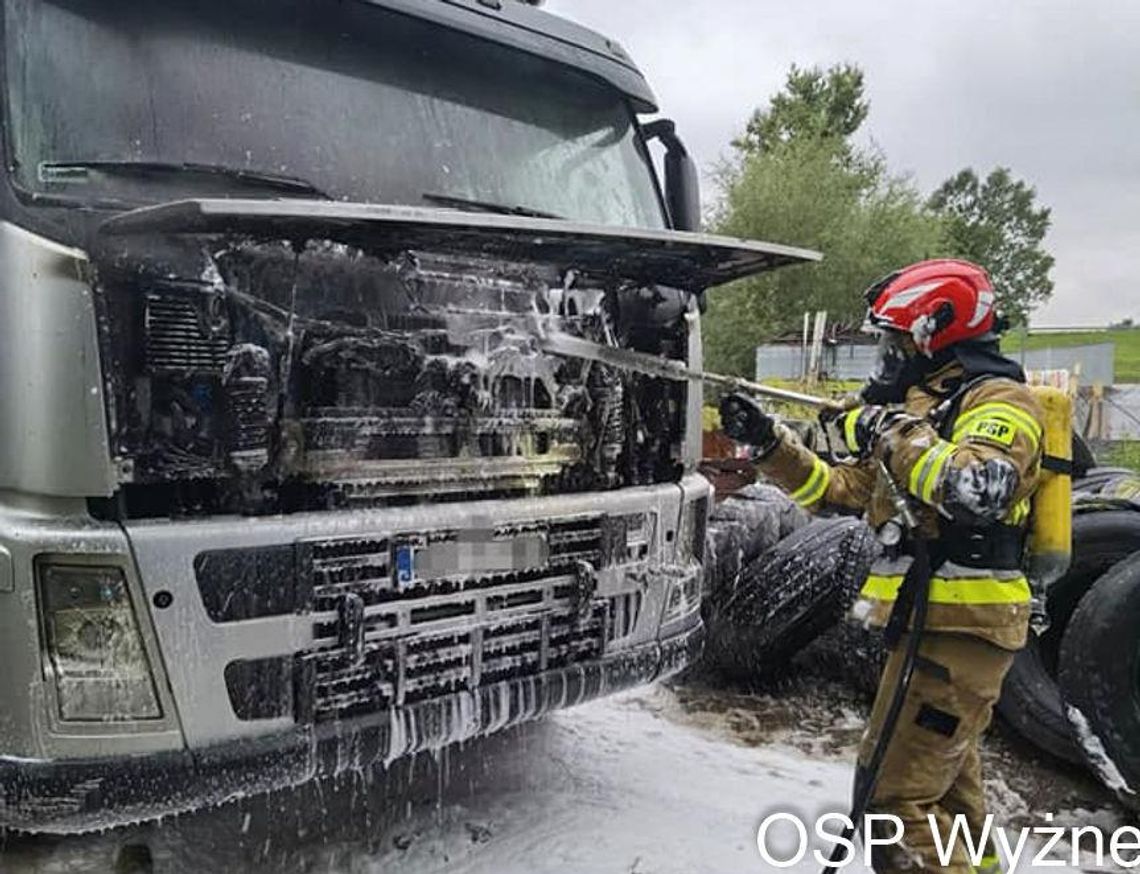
[
  {"left": 541, "top": 334, "right": 941, "bottom": 867},
  {"left": 545, "top": 333, "right": 1071, "bottom": 870},
  {"left": 821, "top": 462, "right": 932, "bottom": 874},
  {"left": 540, "top": 332, "right": 933, "bottom": 868},
  {"left": 539, "top": 331, "right": 838, "bottom": 409}
]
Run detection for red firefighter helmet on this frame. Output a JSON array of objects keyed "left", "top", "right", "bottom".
[{"left": 863, "top": 259, "right": 996, "bottom": 355}]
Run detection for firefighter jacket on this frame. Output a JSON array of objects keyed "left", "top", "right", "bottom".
[{"left": 756, "top": 364, "right": 1044, "bottom": 651}]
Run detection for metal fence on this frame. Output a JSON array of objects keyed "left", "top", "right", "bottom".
[
  {"left": 1094, "top": 384, "right": 1140, "bottom": 440},
  {"left": 756, "top": 341, "right": 1117, "bottom": 386},
  {"left": 755, "top": 344, "right": 878, "bottom": 381},
  {"left": 1013, "top": 343, "right": 1116, "bottom": 387}
]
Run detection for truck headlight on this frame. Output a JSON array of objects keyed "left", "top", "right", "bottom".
[
  {"left": 676, "top": 497, "right": 708, "bottom": 563},
  {"left": 38, "top": 562, "right": 161, "bottom": 722},
  {"left": 662, "top": 567, "right": 703, "bottom": 623}
]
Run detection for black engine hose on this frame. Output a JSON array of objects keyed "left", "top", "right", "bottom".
[{"left": 821, "top": 536, "right": 933, "bottom": 874}]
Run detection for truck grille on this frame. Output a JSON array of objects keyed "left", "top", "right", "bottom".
[
  {"left": 297, "top": 604, "right": 611, "bottom": 723},
  {"left": 144, "top": 289, "right": 230, "bottom": 374},
  {"left": 292, "top": 515, "right": 639, "bottom": 724}
]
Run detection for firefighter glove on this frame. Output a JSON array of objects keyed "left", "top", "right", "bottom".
[
  {"left": 817, "top": 393, "right": 862, "bottom": 424},
  {"left": 841, "top": 405, "right": 908, "bottom": 459},
  {"left": 719, "top": 393, "right": 780, "bottom": 458}
]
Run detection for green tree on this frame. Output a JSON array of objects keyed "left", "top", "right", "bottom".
[
  {"left": 928, "top": 168, "right": 1055, "bottom": 325},
  {"left": 706, "top": 142, "right": 945, "bottom": 376},
  {"left": 706, "top": 63, "right": 946, "bottom": 377},
  {"left": 733, "top": 63, "right": 869, "bottom": 163}
]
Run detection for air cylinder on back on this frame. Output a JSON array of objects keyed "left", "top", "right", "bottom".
[{"left": 1026, "top": 386, "right": 1073, "bottom": 587}]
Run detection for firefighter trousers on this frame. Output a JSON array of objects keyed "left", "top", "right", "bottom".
[{"left": 859, "top": 631, "right": 1016, "bottom": 874}]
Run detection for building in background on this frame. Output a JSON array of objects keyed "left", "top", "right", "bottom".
[
  {"left": 755, "top": 337, "right": 1115, "bottom": 386},
  {"left": 754, "top": 324, "right": 873, "bottom": 382},
  {"left": 755, "top": 334, "right": 1140, "bottom": 441}
]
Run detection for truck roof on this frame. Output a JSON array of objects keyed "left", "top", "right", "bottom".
[{"left": 365, "top": 0, "right": 658, "bottom": 113}]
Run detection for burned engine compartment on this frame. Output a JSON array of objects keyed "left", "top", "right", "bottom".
[{"left": 90, "top": 234, "right": 690, "bottom": 519}]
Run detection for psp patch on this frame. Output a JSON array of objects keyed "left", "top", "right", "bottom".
[{"left": 962, "top": 417, "right": 1016, "bottom": 446}]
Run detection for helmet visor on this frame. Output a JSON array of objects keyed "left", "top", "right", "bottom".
[
  {"left": 862, "top": 330, "right": 919, "bottom": 404},
  {"left": 870, "top": 330, "right": 915, "bottom": 378}
]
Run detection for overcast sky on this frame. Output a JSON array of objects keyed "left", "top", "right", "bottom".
[{"left": 545, "top": 0, "right": 1139, "bottom": 327}]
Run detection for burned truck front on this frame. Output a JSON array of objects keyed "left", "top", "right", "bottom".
[
  {"left": 97, "top": 233, "right": 691, "bottom": 517},
  {"left": 93, "top": 205, "right": 712, "bottom": 744},
  {"left": 0, "top": 0, "right": 817, "bottom": 832}
]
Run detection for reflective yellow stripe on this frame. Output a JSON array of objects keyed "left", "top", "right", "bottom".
[
  {"left": 860, "top": 574, "right": 1031, "bottom": 605},
  {"left": 1008, "top": 497, "right": 1031, "bottom": 525},
  {"left": 843, "top": 409, "right": 861, "bottom": 454},
  {"left": 789, "top": 457, "right": 831, "bottom": 507},
  {"left": 908, "top": 439, "right": 956, "bottom": 503},
  {"left": 956, "top": 401, "right": 1042, "bottom": 441},
  {"left": 974, "top": 854, "right": 1002, "bottom": 874},
  {"left": 953, "top": 402, "right": 1041, "bottom": 449}
]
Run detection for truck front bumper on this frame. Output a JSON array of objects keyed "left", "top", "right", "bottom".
[
  {"left": 0, "top": 618, "right": 702, "bottom": 834},
  {"left": 1, "top": 476, "right": 708, "bottom": 833}
]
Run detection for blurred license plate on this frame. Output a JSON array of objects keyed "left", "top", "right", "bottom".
[{"left": 393, "top": 530, "right": 548, "bottom": 590}]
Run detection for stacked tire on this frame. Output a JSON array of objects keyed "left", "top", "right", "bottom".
[
  {"left": 1050, "top": 468, "right": 1140, "bottom": 805},
  {"left": 697, "top": 459, "right": 1140, "bottom": 805},
  {"left": 997, "top": 501, "right": 1140, "bottom": 765},
  {"left": 701, "top": 485, "right": 876, "bottom": 683},
  {"left": 1059, "top": 551, "right": 1140, "bottom": 805},
  {"left": 991, "top": 466, "right": 1140, "bottom": 806}
]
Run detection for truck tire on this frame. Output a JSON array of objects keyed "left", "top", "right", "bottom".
[
  {"left": 797, "top": 619, "right": 886, "bottom": 701},
  {"left": 709, "top": 483, "right": 807, "bottom": 559},
  {"left": 997, "top": 636, "right": 1083, "bottom": 764},
  {"left": 1071, "top": 464, "right": 1135, "bottom": 505},
  {"left": 703, "top": 517, "right": 876, "bottom": 682},
  {"left": 1058, "top": 552, "right": 1140, "bottom": 807},
  {"left": 997, "top": 509, "right": 1140, "bottom": 763},
  {"left": 732, "top": 483, "right": 811, "bottom": 539},
  {"left": 704, "top": 521, "right": 745, "bottom": 602},
  {"left": 1073, "top": 467, "right": 1138, "bottom": 497}
]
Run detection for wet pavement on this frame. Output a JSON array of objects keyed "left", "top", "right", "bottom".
[{"left": 2, "top": 670, "right": 1122, "bottom": 874}]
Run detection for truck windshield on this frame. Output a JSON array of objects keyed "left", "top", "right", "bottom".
[{"left": 2, "top": 0, "right": 666, "bottom": 228}]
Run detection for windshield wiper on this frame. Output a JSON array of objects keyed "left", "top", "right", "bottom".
[
  {"left": 422, "top": 192, "right": 563, "bottom": 220},
  {"left": 39, "top": 160, "right": 332, "bottom": 199}
]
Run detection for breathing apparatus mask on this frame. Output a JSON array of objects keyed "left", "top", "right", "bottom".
[{"left": 861, "top": 329, "right": 928, "bottom": 405}]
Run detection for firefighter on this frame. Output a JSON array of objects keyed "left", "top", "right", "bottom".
[{"left": 720, "top": 259, "right": 1044, "bottom": 874}]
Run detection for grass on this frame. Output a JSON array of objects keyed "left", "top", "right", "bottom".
[
  {"left": 1102, "top": 440, "right": 1140, "bottom": 472},
  {"left": 1002, "top": 328, "right": 1140, "bottom": 382}
]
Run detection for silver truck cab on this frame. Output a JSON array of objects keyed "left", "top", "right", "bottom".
[{"left": 0, "top": 0, "right": 815, "bottom": 832}]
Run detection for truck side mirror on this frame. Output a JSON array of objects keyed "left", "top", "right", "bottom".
[{"left": 643, "top": 119, "right": 701, "bottom": 233}]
